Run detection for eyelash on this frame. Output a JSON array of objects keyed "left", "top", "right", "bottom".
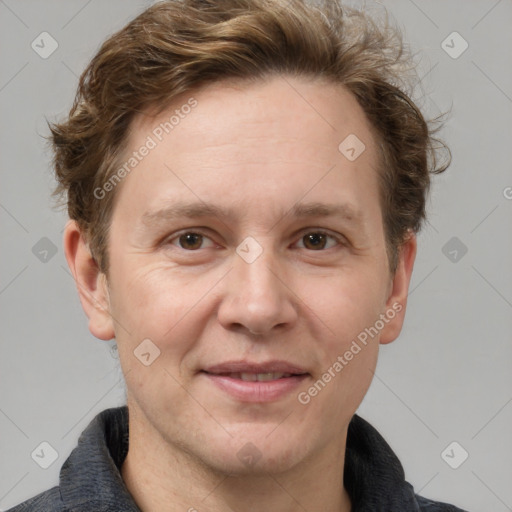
[{"left": 164, "top": 229, "right": 346, "bottom": 251}]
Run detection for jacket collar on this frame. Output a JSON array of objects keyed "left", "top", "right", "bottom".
[
  {"left": 59, "top": 406, "right": 419, "bottom": 511},
  {"left": 60, "top": 406, "right": 140, "bottom": 511},
  {"left": 344, "top": 414, "right": 421, "bottom": 511}
]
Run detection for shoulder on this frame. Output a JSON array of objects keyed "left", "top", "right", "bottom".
[
  {"left": 347, "top": 414, "right": 469, "bottom": 511},
  {"left": 5, "top": 486, "right": 67, "bottom": 512},
  {"left": 416, "top": 494, "right": 469, "bottom": 511}
]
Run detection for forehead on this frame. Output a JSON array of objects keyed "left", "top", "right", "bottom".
[
  {"left": 113, "top": 75, "right": 381, "bottom": 230},
  {"left": 131, "top": 75, "right": 377, "bottom": 160}
]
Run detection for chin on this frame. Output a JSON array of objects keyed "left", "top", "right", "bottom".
[
  {"left": 194, "top": 428, "right": 314, "bottom": 476},
  {"left": 205, "top": 450, "right": 304, "bottom": 477}
]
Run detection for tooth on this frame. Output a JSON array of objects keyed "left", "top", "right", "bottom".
[
  {"left": 256, "top": 372, "right": 278, "bottom": 382},
  {"left": 234, "top": 372, "right": 294, "bottom": 381},
  {"left": 240, "top": 372, "right": 258, "bottom": 382}
]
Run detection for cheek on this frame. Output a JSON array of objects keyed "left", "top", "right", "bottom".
[
  {"left": 301, "top": 266, "right": 388, "bottom": 342},
  {"left": 110, "top": 259, "right": 198, "bottom": 328},
  {"left": 107, "top": 261, "right": 196, "bottom": 355},
  {"left": 297, "top": 267, "right": 386, "bottom": 401},
  {"left": 109, "top": 266, "right": 207, "bottom": 404},
  {"left": 304, "top": 343, "right": 379, "bottom": 434},
  {"left": 296, "top": 276, "right": 382, "bottom": 422},
  {"left": 108, "top": 258, "right": 232, "bottom": 376}
]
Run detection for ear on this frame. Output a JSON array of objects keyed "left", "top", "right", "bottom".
[
  {"left": 379, "top": 232, "right": 417, "bottom": 345},
  {"left": 63, "top": 220, "right": 115, "bottom": 341}
]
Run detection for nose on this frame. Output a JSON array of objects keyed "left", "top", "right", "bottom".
[{"left": 217, "top": 243, "right": 298, "bottom": 337}]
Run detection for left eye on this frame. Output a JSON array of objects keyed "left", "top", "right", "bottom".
[{"left": 295, "top": 231, "right": 340, "bottom": 251}]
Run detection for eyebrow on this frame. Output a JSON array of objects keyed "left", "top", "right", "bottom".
[{"left": 140, "top": 200, "right": 362, "bottom": 229}]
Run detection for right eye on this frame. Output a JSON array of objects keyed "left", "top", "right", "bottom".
[{"left": 166, "top": 231, "right": 216, "bottom": 251}]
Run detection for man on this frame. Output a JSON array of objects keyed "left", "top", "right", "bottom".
[{"left": 8, "top": 0, "right": 467, "bottom": 510}]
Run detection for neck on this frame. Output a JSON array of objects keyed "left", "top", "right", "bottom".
[{"left": 121, "top": 405, "right": 352, "bottom": 512}]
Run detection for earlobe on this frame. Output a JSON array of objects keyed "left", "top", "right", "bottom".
[
  {"left": 379, "top": 233, "right": 417, "bottom": 345},
  {"left": 63, "top": 220, "right": 115, "bottom": 341}
]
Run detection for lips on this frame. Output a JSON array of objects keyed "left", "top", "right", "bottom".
[{"left": 201, "top": 361, "right": 310, "bottom": 402}]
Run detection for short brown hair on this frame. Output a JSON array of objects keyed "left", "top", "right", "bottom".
[{"left": 50, "top": 0, "right": 450, "bottom": 274}]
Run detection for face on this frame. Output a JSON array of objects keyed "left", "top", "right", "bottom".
[{"left": 67, "top": 75, "right": 415, "bottom": 475}]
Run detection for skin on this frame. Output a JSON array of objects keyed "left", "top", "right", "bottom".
[{"left": 64, "top": 75, "right": 416, "bottom": 512}]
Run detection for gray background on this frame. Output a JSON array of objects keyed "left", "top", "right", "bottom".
[{"left": 1, "top": 1, "right": 511, "bottom": 510}]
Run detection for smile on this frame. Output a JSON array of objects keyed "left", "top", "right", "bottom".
[
  {"left": 211, "top": 372, "right": 295, "bottom": 382},
  {"left": 201, "top": 362, "right": 310, "bottom": 402}
]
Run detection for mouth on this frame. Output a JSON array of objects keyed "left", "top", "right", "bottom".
[
  {"left": 200, "top": 361, "right": 310, "bottom": 402},
  {"left": 205, "top": 371, "right": 300, "bottom": 382}
]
